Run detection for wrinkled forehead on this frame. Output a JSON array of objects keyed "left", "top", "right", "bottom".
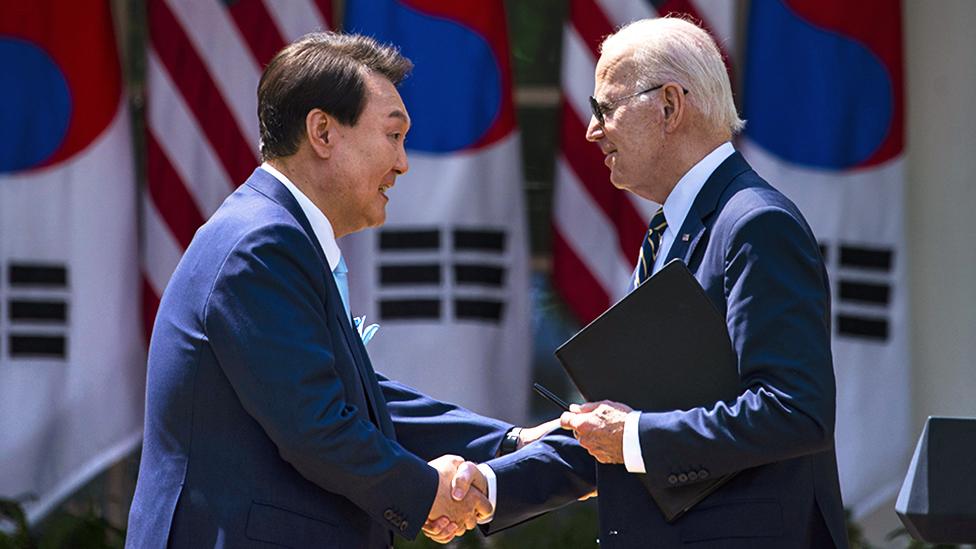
[{"left": 594, "top": 47, "right": 640, "bottom": 93}]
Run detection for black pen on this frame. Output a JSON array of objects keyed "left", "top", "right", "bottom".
[{"left": 532, "top": 383, "right": 572, "bottom": 412}]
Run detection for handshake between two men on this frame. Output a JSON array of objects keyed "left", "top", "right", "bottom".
[
  {"left": 420, "top": 417, "right": 576, "bottom": 543},
  {"left": 422, "top": 454, "right": 492, "bottom": 543},
  {"left": 420, "top": 404, "right": 617, "bottom": 544}
]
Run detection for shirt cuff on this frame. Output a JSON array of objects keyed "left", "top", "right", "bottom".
[
  {"left": 623, "top": 410, "right": 646, "bottom": 473},
  {"left": 475, "top": 463, "right": 497, "bottom": 524}
]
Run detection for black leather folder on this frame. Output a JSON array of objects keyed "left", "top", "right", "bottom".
[{"left": 554, "top": 259, "right": 740, "bottom": 522}]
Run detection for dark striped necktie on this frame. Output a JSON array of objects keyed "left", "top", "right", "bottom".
[{"left": 636, "top": 207, "right": 668, "bottom": 286}]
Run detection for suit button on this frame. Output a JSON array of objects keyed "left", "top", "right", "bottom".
[
  {"left": 384, "top": 509, "right": 394, "bottom": 520},
  {"left": 678, "top": 473, "right": 688, "bottom": 483},
  {"left": 688, "top": 471, "right": 698, "bottom": 481},
  {"left": 400, "top": 521, "right": 409, "bottom": 533},
  {"left": 699, "top": 469, "right": 709, "bottom": 479},
  {"left": 667, "top": 474, "right": 678, "bottom": 485}
]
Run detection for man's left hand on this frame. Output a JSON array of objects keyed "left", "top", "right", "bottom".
[
  {"left": 516, "top": 418, "right": 562, "bottom": 450},
  {"left": 560, "top": 400, "right": 632, "bottom": 464}
]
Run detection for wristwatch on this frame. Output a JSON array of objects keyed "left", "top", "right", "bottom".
[{"left": 499, "top": 427, "right": 522, "bottom": 456}]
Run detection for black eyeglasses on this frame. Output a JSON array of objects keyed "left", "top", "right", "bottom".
[{"left": 589, "top": 84, "right": 688, "bottom": 126}]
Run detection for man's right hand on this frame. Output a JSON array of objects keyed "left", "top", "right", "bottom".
[{"left": 423, "top": 455, "right": 492, "bottom": 544}]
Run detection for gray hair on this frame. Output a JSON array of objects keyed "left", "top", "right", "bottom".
[{"left": 601, "top": 17, "right": 745, "bottom": 135}]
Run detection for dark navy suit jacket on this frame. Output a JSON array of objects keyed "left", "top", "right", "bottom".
[
  {"left": 126, "top": 168, "right": 579, "bottom": 548},
  {"left": 491, "top": 153, "right": 848, "bottom": 548}
]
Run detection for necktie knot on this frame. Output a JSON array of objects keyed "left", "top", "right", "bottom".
[{"left": 636, "top": 207, "right": 668, "bottom": 285}]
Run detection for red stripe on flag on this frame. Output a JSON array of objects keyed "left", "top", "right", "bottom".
[
  {"left": 570, "top": 0, "right": 616, "bottom": 58},
  {"left": 314, "top": 0, "right": 334, "bottom": 30},
  {"left": 148, "top": 0, "right": 257, "bottom": 187},
  {"left": 146, "top": 131, "right": 206, "bottom": 249},
  {"left": 551, "top": 228, "right": 610, "bottom": 323},
  {"left": 560, "top": 100, "right": 646, "bottom": 259},
  {"left": 658, "top": 0, "right": 705, "bottom": 21},
  {"left": 142, "top": 274, "right": 161, "bottom": 345},
  {"left": 225, "top": 0, "right": 288, "bottom": 67}
]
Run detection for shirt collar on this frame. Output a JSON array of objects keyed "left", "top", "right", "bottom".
[
  {"left": 261, "top": 162, "right": 342, "bottom": 271},
  {"left": 662, "top": 141, "right": 735, "bottom": 232}
]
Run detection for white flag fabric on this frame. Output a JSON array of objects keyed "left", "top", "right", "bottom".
[
  {"left": 0, "top": 2, "right": 143, "bottom": 522},
  {"left": 343, "top": 1, "right": 532, "bottom": 424},
  {"left": 740, "top": 0, "right": 910, "bottom": 516}
]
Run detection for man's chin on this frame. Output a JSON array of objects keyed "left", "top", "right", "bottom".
[
  {"left": 367, "top": 210, "right": 387, "bottom": 229},
  {"left": 609, "top": 175, "right": 628, "bottom": 190}
]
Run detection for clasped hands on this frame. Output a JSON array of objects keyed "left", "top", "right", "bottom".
[
  {"left": 422, "top": 403, "right": 627, "bottom": 542},
  {"left": 422, "top": 419, "right": 564, "bottom": 543},
  {"left": 423, "top": 455, "right": 489, "bottom": 543}
]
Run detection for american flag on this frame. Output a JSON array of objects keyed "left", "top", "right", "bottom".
[
  {"left": 142, "top": 0, "right": 333, "bottom": 335},
  {"left": 551, "top": 0, "right": 736, "bottom": 323}
]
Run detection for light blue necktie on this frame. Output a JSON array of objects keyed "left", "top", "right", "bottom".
[{"left": 334, "top": 256, "right": 351, "bottom": 320}]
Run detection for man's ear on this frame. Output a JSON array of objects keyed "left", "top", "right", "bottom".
[
  {"left": 306, "top": 109, "right": 333, "bottom": 158},
  {"left": 661, "top": 83, "right": 685, "bottom": 133}
]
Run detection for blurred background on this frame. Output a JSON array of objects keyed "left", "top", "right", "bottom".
[{"left": 1, "top": 0, "right": 974, "bottom": 547}]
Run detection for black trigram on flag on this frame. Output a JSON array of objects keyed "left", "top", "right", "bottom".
[
  {"left": 377, "top": 227, "right": 507, "bottom": 323},
  {"left": 822, "top": 243, "right": 894, "bottom": 342},
  {"left": 3, "top": 263, "right": 69, "bottom": 359}
]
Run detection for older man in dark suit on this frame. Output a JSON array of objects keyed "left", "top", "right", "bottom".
[{"left": 547, "top": 17, "right": 847, "bottom": 548}]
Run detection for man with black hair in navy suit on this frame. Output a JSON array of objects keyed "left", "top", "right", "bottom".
[{"left": 127, "top": 32, "right": 593, "bottom": 549}]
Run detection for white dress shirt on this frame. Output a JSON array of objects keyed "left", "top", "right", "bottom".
[
  {"left": 622, "top": 142, "right": 735, "bottom": 474},
  {"left": 261, "top": 163, "right": 500, "bottom": 519}
]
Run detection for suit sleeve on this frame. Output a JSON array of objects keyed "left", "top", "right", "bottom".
[
  {"left": 378, "top": 375, "right": 513, "bottom": 463},
  {"left": 637, "top": 204, "right": 835, "bottom": 489},
  {"left": 204, "top": 224, "right": 437, "bottom": 540},
  {"left": 478, "top": 432, "right": 596, "bottom": 533},
  {"left": 378, "top": 377, "right": 595, "bottom": 532}
]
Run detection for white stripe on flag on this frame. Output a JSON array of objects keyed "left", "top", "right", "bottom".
[
  {"left": 692, "top": 0, "right": 738, "bottom": 51},
  {"left": 561, "top": 27, "right": 598, "bottom": 121},
  {"left": 554, "top": 157, "right": 634, "bottom": 294},
  {"left": 142, "top": 194, "right": 185, "bottom": 297},
  {"left": 263, "top": 0, "right": 330, "bottom": 41},
  {"left": 148, "top": 52, "right": 234, "bottom": 217},
  {"left": 164, "top": 0, "right": 262, "bottom": 151},
  {"left": 595, "top": 0, "right": 655, "bottom": 27}
]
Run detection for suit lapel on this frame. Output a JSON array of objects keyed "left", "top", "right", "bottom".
[
  {"left": 345, "top": 324, "right": 396, "bottom": 437},
  {"left": 334, "top": 311, "right": 394, "bottom": 437},
  {"left": 666, "top": 152, "right": 751, "bottom": 266},
  {"left": 245, "top": 169, "right": 392, "bottom": 436}
]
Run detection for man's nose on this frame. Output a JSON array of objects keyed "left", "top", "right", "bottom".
[
  {"left": 585, "top": 116, "right": 604, "bottom": 142},
  {"left": 394, "top": 146, "right": 409, "bottom": 175}
]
